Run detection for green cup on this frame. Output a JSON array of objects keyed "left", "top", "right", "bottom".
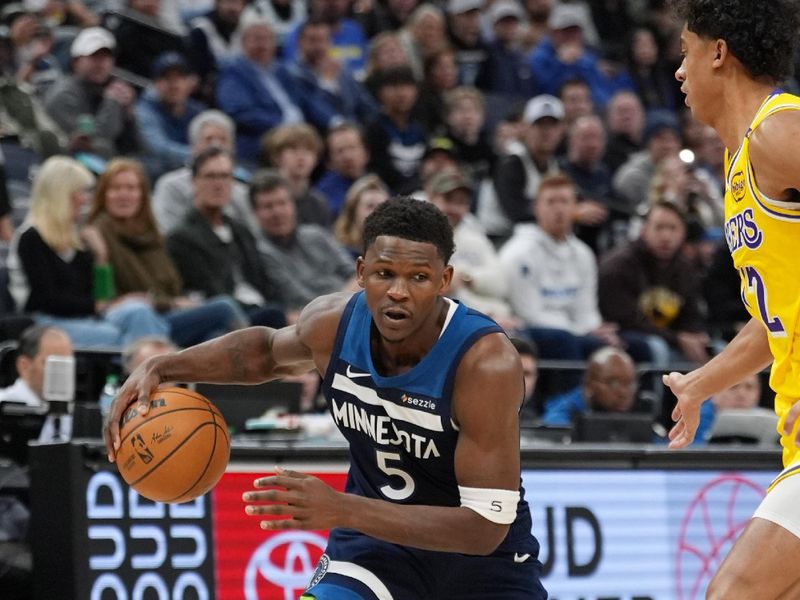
[{"left": 93, "top": 264, "right": 116, "bottom": 301}]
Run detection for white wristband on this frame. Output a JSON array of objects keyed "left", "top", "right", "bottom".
[{"left": 458, "top": 485, "right": 520, "bottom": 525}]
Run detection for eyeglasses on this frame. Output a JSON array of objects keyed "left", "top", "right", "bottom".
[{"left": 198, "top": 171, "right": 233, "bottom": 181}]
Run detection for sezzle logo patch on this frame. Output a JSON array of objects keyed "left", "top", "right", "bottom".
[
  {"left": 400, "top": 393, "right": 436, "bottom": 411},
  {"left": 730, "top": 171, "right": 746, "bottom": 202}
]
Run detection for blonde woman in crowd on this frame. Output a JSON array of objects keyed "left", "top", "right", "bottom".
[{"left": 8, "top": 156, "right": 168, "bottom": 347}]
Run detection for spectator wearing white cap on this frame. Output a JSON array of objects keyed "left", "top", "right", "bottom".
[
  {"left": 486, "top": 94, "right": 565, "bottom": 238},
  {"left": 527, "top": 2, "right": 622, "bottom": 107},
  {"left": 445, "top": 0, "right": 489, "bottom": 86},
  {"left": 44, "top": 26, "right": 141, "bottom": 160},
  {"left": 477, "top": 0, "right": 538, "bottom": 101}
]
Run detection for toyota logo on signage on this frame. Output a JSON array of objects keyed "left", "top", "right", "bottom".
[
  {"left": 213, "top": 471, "right": 347, "bottom": 599},
  {"left": 244, "top": 531, "right": 328, "bottom": 600}
]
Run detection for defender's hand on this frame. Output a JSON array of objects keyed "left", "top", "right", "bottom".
[{"left": 663, "top": 371, "right": 703, "bottom": 448}]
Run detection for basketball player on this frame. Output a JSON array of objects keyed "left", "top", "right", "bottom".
[
  {"left": 662, "top": 1, "right": 800, "bottom": 597},
  {"left": 104, "top": 198, "right": 547, "bottom": 599}
]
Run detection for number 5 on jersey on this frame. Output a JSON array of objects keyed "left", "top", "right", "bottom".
[{"left": 376, "top": 450, "right": 416, "bottom": 500}]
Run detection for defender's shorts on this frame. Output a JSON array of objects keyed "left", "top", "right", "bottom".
[{"left": 755, "top": 467, "right": 800, "bottom": 539}]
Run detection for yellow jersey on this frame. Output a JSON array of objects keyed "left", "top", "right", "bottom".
[{"left": 723, "top": 90, "right": 800, "bottom": 475}]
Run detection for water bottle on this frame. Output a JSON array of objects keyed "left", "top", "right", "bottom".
[{"left": 99, "top": 374, "right": 120, "bottom": 418}]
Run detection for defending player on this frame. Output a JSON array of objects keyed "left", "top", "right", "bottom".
[
  {"left": 104, "top": 198, "right": 547, "bottom": 599},
  {"left": 663, "top": 1, "right": 800, "bottom": 597}
]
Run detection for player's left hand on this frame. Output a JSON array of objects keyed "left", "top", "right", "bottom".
[
  {"left": 782, "top": 399, "right": 800, "bottom": 446},
  {"left": 243, "top": 468, "right": 343, "bottom": 530},
  {"left": 663, "top": 371, "right": 702, "bottom": 448}
]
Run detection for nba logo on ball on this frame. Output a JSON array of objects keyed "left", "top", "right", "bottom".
[
  {"left": 131, "top": 433, "right": 154, "bottom": 464},
  {"left": 115, "top": 387, "right": 231, "bottom": 503}
]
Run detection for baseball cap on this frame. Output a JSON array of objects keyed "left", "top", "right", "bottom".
[
  {"left": 643, "top": 109, "right": 682, "bottom": 143},
  {"left": 423, "top": 136, "right": 456, "bottom": 159},
  {"left": 548, "top": 3, "right": 584, "bottom": 30},
  {"left": 488, "top": 0, "right": 524, "bottom": 24},
  {"left": 152, "top": 51, "right": 191, "bottom": 79},
  {"left": 1, "top": 3, "right": 28, "bottom": 26},
  {"left": 427, "top": 170, "right": 472, "bottom": 196},
  {"left": 523, "top": 94, "right": 565, "bottom": 123},
  {"left": 447, "top": 0, "right": 483, "bottom": 15},
  {"left": 70, "top": 26, "right": 115, "bottom": 58}
]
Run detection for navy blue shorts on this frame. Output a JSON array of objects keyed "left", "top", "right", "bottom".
[{"left": 302, "top": 529, "right": 547, "bottom": 600}]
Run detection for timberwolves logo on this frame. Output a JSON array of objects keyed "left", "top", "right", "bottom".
[
  {"left": 730, "top": 171, "right": 746, "bottom": 202},
  {"left": 307, "top": 553, "right": 330, "bottom": 589}
]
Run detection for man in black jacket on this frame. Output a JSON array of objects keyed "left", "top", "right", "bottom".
[
  {"left": 165, "top": 147, "right": 285, "bottom": 327},
  {"left": 598, "top": 200, "right": 710, "bottom": 366}
]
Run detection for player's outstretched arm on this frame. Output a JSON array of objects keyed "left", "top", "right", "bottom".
[
  {"left": 664, "top": 317, "right": 772, "bottom": 448},
  {"left": 244, "top": 333, "right": 525, "bottom": 555},
  {"left": 103, "top": 293, "right": 349, "bottom": 461}
]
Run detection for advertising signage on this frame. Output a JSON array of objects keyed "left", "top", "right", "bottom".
[
  {"left": 31, "top": 443, "right": 773, "bottom": 600},
  {"left": 210, "top": 469, "right": 773, "bottom": 600}
]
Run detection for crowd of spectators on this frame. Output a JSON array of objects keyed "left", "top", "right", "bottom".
[{"left": 1, "top": 0, "right": 798, "bottom": 424}]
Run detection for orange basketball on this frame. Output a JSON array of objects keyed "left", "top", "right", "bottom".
[{"left": 115, "top": 386, "right": 230, "bottom": 503}]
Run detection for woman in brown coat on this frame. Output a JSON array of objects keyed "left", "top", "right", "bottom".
[{"left": 88, "top": 158, "right": 246, "bottom": 346}]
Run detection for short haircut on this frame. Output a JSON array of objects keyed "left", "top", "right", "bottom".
[
  {"left": 18, "top": 324, "right": 62, "bottom": 359},
  {"left": 261, "top": 123, "right": 324, "bottom": 165},
  {"left": 299, "top": 15, "right": 331, "bottom": 36},
  {"left": 644, "top": 199, "right": 688, "bottom": 224},
  {"left": 536, "top": 173, "right": 576, "bottom": 198},
  {"left": 362, "top": 197, "right": 455, "bottom": 263},
  {"left": 444, "top": 86, "right": 485, "bottom": 114},
  {"left": 558, "top": 76, "right": 590, "bottom": 96},
  {"left": 191, "top": 146, "right": 231, "bottom": 177},
  {"left": 122, "top": 335, "right": 177, "bottom": 375},
  {"left": 670, "top": 0, "right": 799, "bottom": 82},
  {"left": 248, "top": 169, "right": 292, "bottom": 208},
  {"left": 327, "top": 121, "right": 365, "bottom": 144},
  {"left": 372, "top": 65, "right": 418, "bottom": 90},
  {"left": 188, "top": 110, "right": 235, "bottom": 148}
]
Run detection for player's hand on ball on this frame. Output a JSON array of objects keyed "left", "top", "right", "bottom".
[
  {"left": 103, "top": 358, "right": 164, "bottom": 462},
  {"left": 243, "top": 468, "right": 343, "bottom": 530},
  {"left": 663, "top": 371, "right": 702, "bottom": 449}
]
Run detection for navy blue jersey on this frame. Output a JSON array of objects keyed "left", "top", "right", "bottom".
[{"left": 321, "top": 291, "right": 536, "bottom": 552}]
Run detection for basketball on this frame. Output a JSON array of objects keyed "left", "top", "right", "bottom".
[{"left": 115, "top": 386, "right": 231, "bottom": 503}]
